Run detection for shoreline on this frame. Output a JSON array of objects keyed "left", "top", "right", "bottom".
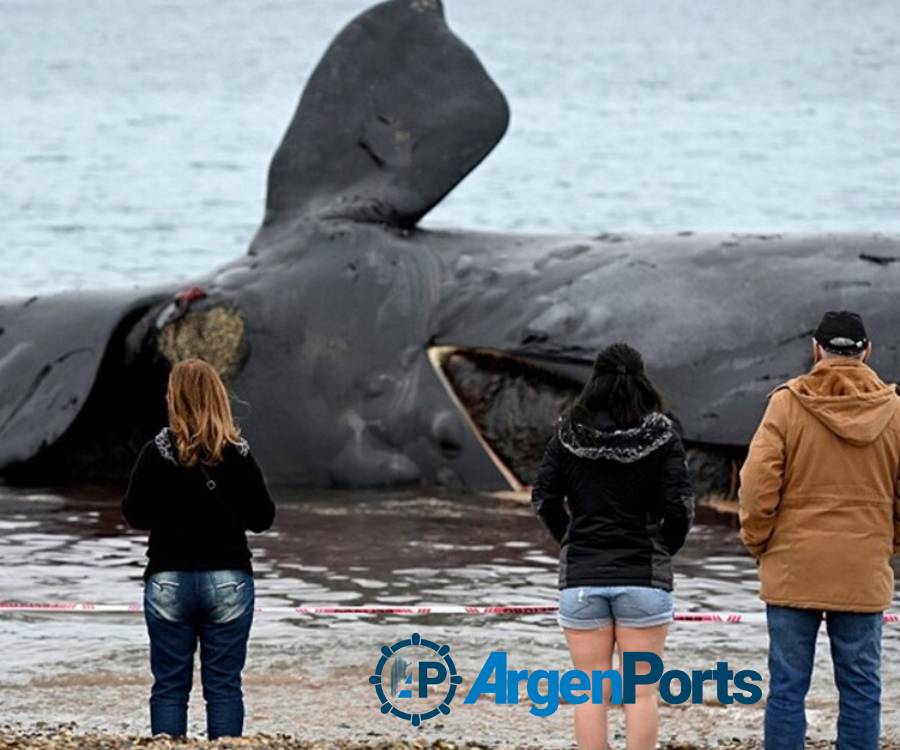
[{"left": 3, "top": 491, "right": 899, "bottom": 743}]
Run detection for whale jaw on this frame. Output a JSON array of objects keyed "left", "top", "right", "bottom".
[
  {"left": 428, "top": 346, "right": 583, "bottom": 490},
  {"left": 428, "top": 345, "right": 741, "bottom": 504}
]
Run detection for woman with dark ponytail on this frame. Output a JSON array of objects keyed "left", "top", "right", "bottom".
[{"left": 532, "top": 343, "right": 694, "bottom": 750}]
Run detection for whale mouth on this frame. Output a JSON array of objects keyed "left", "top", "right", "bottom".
[
  {"left": 427, "top": 346, "right": 583, "bottom": 490},
  {"left": 428, "top": 345, "right": 743, "bottom": 503}
]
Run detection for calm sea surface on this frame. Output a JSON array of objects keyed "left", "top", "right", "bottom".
[{"left": 2, "top": 0, "right": 900, "bottom": 296}]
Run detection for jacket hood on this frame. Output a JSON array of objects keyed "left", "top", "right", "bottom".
[
  {"left": 785, "top": 359, "right": 899, "bottom": 446},
  {"left": 558, "top": 411, "right": 674, "bottom": 463}
]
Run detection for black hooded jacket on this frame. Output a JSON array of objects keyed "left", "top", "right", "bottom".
[{"left": 531, "top": 411, "right": 694, "bottom": 591}]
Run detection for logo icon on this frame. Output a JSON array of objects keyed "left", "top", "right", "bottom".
[{"left": 370, "top": 632, "right": 462, "bottom": 725}]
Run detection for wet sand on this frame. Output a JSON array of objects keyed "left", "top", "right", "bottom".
[
  {"left": 5, "top": 632, "right": 900, "bottom": 747},
  {"left": 2, "top": 487, "right": 900, "bottom": 745}
]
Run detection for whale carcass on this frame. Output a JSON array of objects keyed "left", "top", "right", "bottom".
[{"left": 2, "top": 0, "right": 899, "bottom": 494}]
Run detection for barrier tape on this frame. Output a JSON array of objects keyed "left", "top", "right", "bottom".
[{"left": 1, "top": 602, "right": 898, "bottom": 623}]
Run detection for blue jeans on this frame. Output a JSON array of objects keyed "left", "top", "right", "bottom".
[
  {"left": 765, "top": 604, "right": 882, "bottom": 750},
  {"left": 144, "top": 569, "right": 255, "bottom": 739},
  {"left": 558, "top": 585, "right": 674, "bottom": 629}
]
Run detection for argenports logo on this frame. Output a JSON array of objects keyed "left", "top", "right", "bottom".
[
  {"left": 372, "top": 634, "right": 763, "bottom": 723},
  {"left": 369, "top": 633, "right": 463, "bottom": 726}
]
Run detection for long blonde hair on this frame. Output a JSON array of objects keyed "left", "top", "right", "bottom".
[{"left": 166, "top": 358, "right": 241, "bottom": 467}]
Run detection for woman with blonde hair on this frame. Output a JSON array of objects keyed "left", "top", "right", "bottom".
[{"left": 123, "top": 358, "right": 275, "bottom": 739}]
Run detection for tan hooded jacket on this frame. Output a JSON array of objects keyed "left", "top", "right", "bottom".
[{"left": 739, "top": 357, "right": 900, "bottom": 612}]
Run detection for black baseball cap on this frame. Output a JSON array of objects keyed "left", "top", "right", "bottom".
[{"left": 813, "top": 311, "right": 869, "bottom": 354}]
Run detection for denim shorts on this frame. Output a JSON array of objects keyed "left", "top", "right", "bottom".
[{"left": 558, "top": 585, "right": 674, "bottom": 630}]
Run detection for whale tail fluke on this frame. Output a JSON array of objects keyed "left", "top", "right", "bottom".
[{"left": 263, "top": 0, "right": 509, "bottom": 229}]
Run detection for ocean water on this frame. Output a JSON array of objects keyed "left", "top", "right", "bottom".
[{"left": 2, "top": 0, "right": 900, "bottom": 297}]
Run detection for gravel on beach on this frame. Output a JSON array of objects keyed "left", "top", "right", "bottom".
[{"left": 3, "top": 730, "right": 900, "bottom": 750}]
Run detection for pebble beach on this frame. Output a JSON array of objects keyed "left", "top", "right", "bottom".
[{"left": 5, "top": 730, "right": 900, "bottom": 750}]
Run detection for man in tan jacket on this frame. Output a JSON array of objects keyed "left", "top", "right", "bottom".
[{"left": 740, "top": 310, "right": 900, "bottom": 750}]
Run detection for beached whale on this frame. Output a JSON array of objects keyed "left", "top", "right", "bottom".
[{"left": 2, "top": 0, "right": 899, "bottom": 493}]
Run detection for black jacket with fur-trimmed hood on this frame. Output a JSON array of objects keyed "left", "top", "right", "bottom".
[
  {"left": 532, "top": 410, "right": 694, "bottom": 591},
  {"left": 122, "top": 428, "right": 276, "bottom": 580}
]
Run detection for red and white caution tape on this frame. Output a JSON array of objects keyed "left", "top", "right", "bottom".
[{"left": 0, "top": 601, "right": 898, "bottom": 623}]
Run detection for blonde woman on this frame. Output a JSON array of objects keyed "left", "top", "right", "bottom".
[{"left": 123, "top": 358, "right": 275, "bottom": 739}]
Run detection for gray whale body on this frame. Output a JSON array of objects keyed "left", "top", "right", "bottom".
[{"left": 2, "top": 0, "right": 899, "bottom": 492}]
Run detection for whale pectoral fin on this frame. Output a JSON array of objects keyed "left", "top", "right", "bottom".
[
  {"left": 263, "top": 0, "right": 509, "bottom": 229},
  {"left": 0, "top": 289, "right": 170, "bottom": 477}
]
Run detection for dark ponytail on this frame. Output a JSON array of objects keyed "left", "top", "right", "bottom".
[{"left": 569, "top": 343, "right": 663, "bottom": 429}]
